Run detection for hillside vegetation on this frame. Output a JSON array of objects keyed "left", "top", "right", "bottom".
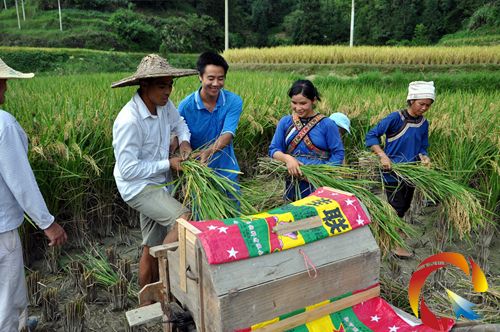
[{"left": 0, "top": 0, "right": 498, "bottom": 52}]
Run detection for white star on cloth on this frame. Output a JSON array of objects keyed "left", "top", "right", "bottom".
[
  {"left": 207, "top": 225, "right": 217, "bottom": 231},
  {"left": 356, "top": 215, "right": 365, "bottom": 226},
  {"left": 227, "top": 247, "right": 238, "bottom": 258},
  {"left": 218, "top": 226, "right": 229, "bottom": 234},
  {"left": 389, "top": 325, "right": 400, "bottom": 332},
  {"left": 370, "top": 315, "right": 380, "bottom": 322},
  {"left": 345, "top": 198, "right": 355, "bottom": 206}
]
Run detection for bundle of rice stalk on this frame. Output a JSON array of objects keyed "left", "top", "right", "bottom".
[
  {"left": 77, "top": 249, "right": 138, "bottom": 298},
  {"left": 389, "top": 162, "right": 487, "bottom": 240},
  {"left": 170, "top": 159, "right": 257, "bottom": 220},
  {"left": 258, "top": 158, "right": 413, "bottom": 253}
]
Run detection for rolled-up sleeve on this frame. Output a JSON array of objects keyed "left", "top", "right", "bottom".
[
  {"left": 0, "top": 123, "right": 54, "bottom": 230},
  {"left": 419, "top": 122, "right": 429, "bottom": 155},
  {"left": 170, "top": 105, "right": 190, "bottom": 143},
  {"left": 221, "top": 96, "right": 243, "bottom": 137},
  {"left": 112, "top": 119, "right": 169, "bottom": 181}
]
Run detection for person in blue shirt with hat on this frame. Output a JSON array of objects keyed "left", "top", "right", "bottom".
[
  {"left": 365, "top": 81, "right": 435, "bottom": 257},
  {"left": 177, "top": 52, "right": 243, "bottom": 197}
]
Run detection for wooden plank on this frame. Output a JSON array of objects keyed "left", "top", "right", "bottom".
[
  {"left": 272, "top": 215, "right": 323, "bottom": 235},
  {"left": 149, "top": 242, "right": 179, "bottom": 258},
  {"left": 322, "top": 186, "right": 355, "bottom": 196},
  {"left": 219, "top": 248, "right": 379, "bottom": 331},
  {"left": 138, "top": 281, "right": 163, "bottom": 305},
  {"left": 177, "top": 218, "right": 201, "bottom": 235},
  {"left": 253, "top": 286, "right": 380, "bottom": 332},
  {"left": 196, "top": 247, "right": 206, "bottom": 332},
  {"left": 179, "top": 223, "right": 187, "bottom": 292},
  {"left": 208, "top": 226, "right": 379, "bottom": 296},
  {"left": 126, "top": 302, "right": 163, "bottom": 327}
]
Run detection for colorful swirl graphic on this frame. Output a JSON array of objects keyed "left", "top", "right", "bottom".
[{"left": 408, "top": 252, "right": 488, "bottom": 331}]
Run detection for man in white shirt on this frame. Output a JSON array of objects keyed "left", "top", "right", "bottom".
[
  {"left": 0, "top": 58, "right": 67, "bottom": 331},
  {"left": 111, "top": 54, "right": 196, "bottom": 292}
]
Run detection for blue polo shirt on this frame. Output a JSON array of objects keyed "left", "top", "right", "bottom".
[{"left": 178, "top": 88, "right": 243, "bottom": 187}]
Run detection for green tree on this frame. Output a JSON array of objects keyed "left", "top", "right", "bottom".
[{"left": 292, "top": 0, "right": 324, "bottom": 44}]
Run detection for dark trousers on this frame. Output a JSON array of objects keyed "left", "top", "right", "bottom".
[{"left": 385, "top": 181, "right": 415, "bottom": 218}]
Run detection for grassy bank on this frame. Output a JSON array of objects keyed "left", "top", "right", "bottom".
[{"left": 0, "top": 46, "right": 197, "bottom": 74}]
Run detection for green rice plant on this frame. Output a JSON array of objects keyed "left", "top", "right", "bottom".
[
  {"left": 170, "top": 159, "right": 257, "bottom": 220},
  {"left": 77, "top": 248, "right": 138, "bottom": 298},
  {"left": 257, "top": 158, "right": 413, "bottom": 253}
]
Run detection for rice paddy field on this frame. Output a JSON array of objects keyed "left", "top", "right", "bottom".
[{"left": 3, "top": 46, "right": 499, "bottom": 330}]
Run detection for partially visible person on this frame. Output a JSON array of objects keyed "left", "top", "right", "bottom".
[
  {"left": 111, "top": 54, "right": 196, "bottom": 291},
  {"left": 0, "top": 58, "right": 67, "bottom": 331},
  {"left": 177, "top": 52, "right": 243, "bottom": 197},
  {"left": 329, "top": 112, "right": 351, "bottom": 164},
  {"left": 269, "top": 79, "right": 345, "bottom": 201},
  {"left": 365, "top": 81, "right": 435, "bottom": 257},
  {"left": 329, "top": 112, "right": 350, "bottom": 142}
]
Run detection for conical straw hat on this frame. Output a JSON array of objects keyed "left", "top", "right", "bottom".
[
  {"left": 0, "top": 58, "right": 34, "bottom": 79},
  {"left": 111, "top": 54, "right": 197, "bottom": 88}
]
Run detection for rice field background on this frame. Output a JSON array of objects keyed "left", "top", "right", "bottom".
[{"left": 3, "top": 47, "right": 499, "bottom": 330}]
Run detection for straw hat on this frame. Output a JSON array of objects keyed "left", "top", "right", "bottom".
[
  {"left": 407, "top": 81, "right": 435, "bottom": 101},
  {"left": 111, "top": 54, "right": 197, "bottom": 88},
  {"left": 0, "top": 58, "right": 34, "bottom": 79}
]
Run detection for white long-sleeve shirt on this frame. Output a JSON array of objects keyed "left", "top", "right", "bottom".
[
  {"left": 0, "top": 110, "right": 54, "bottom": 233},
  {"left": 112, "top": 93, "right": 190, "bottom": 202}
]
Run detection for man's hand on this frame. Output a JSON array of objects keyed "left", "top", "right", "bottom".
[
  {"left": 169, "top": 156, "right": 183, "bottom": 172},
  {"left": 419, "top": 153, "right": 431, "bottom": 168},
  {"left": 179, "top": 141, "right": 192, "bottom": 161},
  {"left": 285, "top": 155, "right": 303, "bottom": 177},
  {"left": 192, "top": 149, "right": 212, "bottom": 165},
  {"left": 44, "top": 222, "right": 67, "bottom": 247},
  {"left": 169, "top": 136, "right": 179, "bottom": 155},
  {"left": 379, "top": 155, "right": 392, "bottom": 171}
]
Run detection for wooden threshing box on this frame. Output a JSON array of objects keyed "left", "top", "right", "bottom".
[
  {"left": 169, "top": 219, "right": 380, "bottom": 331},
  {"left": 127, "top": 187, "right": 382, "bottom": 331}
]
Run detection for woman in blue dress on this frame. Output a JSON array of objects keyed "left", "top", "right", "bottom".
[{"left": 269, "top": 79, "right": 345, "bottom": 201}]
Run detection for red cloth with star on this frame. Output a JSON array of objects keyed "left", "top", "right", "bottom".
[{"left": 190, "top": 187, "right": 371, "bottom": 264}]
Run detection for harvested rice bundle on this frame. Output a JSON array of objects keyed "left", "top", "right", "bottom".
[
  {"left": 258, "top": 158, "right": 413, "bottom": 253},
  {"left": 170, "top": 159, "right": 257, "bottom": 220},
  {"left": 389, "top": 162, "right": 487, "bottom": 239}
]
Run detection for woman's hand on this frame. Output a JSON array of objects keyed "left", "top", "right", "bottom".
[
  {"left": 179, "top": 141, "right": 192, "bottom": 160},
  {"left": 285, "top": 155, "right": 303, "bottom": 177},
  {"left": 419, "top": 153, "right": 431, "bottom": 168},
  {"left": 379, "top": 155, "right": 392, "bottom": 171}
]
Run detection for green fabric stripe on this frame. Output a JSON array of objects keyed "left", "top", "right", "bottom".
[
  {"left": 330, "top": 307, "right": 372, "bottom": 332},
  {"left": 237, "top": 218, "right": 270, "bottom": 256}
]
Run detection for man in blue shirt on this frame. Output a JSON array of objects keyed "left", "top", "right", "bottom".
[
  {"left": 178, "top": 52, "right": 243, "bottom": 196},
  {"left": 365, "top": 81, "right": 435, "bottom": 257}
]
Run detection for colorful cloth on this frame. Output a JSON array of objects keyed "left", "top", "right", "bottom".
[
  {"left": 237, "top": 293, "right": 454, "bottom": 332},
  {"left": 190, "top": 187, "right": 370, "bottom": 264}
]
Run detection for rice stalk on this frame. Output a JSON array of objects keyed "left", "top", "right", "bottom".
[
  {"left": 63, "top": 296, "right": 85, "bottom": 332},
  {"left": 258, "top": 158, "right": 412, "bottom": 253},
  {"left": 389, "top": 162, "right": 488, "bottom": 240},
  {"left": 170, "top": 159, "right": 258, "bottom": 220},
  {"left": 26, "top": 271, "right": 41, "bottom": 306},
  {"left": 77, "top": 248, "right": 138, "bottom": 298},
  {"left": 110, "top": 279, "right": 129, "bottom": 311},
  {"left": 42, "top": 287, "right": 59, "bottom": 322}
]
